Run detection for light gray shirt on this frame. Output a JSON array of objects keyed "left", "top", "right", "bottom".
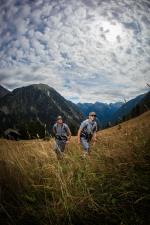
[
  {"left": 80, "top": 119, "right": 97, "bottom": 135},
  {"left": 53, "top": 123, "right": 70, "bottom": 138}
]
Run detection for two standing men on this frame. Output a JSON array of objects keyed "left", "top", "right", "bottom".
[{"left": 53, "top": 112, "right": 97, "bottom": 157}]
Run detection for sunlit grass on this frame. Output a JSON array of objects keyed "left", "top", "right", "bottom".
[{"left": 0, "top": 111, "right": 150, "bottom": 225}]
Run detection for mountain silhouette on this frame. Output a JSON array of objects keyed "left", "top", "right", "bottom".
[
  {"left": 111, "top": 91, "right": 150, "bottom": 124},
  {"left": 0, "top": 85, "right": 10, "bottom": 98},
  {"left": 0, "top": 84, "right": 83, "bottom": 138},
  {"left": 77, "top": 102, "right": 123, "bottom": 128},
  {"left": 118, "top": 91, "right": 150, "bottom": 122}
]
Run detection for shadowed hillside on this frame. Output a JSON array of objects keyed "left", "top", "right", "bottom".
[
  {"left": 110, "top": 91, "right": 150, "bottom": 125},
  {"left": 121, "top": 91, "right": 150, "bottom": 122},
  {"left": 0, "top": 85, "right": 10, "bottom": 98},
  {"left": 0, "top": 84, "right": 83, "bottom": 138},
  {"left": 0, "top": 111, "right": 150, "bottom": 225}
]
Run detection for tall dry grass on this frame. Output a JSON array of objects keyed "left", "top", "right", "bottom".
[{"left": 0, "top": 111, "right": 150, "bottom": 225}]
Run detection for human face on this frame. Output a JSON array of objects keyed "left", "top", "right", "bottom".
[
  {"left": 57, "top": 119, "right": 63, "bottom": 124},
  {"left": 89, "top": 114, "right": 96, "bottom": 121}
]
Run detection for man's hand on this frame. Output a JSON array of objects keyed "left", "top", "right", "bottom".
[
  {"left": 66, "top": 137, "right": 71, "bottom": 144},
  {"left": 77, "top": 138, "right": 80, "bottom": 144},
  {"left": 92, "top": 138, "right": 97, "bottom": 146}
]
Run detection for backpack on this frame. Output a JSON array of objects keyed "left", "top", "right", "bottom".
[
  {"left": 53, "top": 123, "right": 68, "bottom": 141},
  {"left": 80, "top": 120, "right": 97, "bottom": 141}
]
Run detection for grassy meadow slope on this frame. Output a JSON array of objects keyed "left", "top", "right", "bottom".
[{"left": 0, "top": 111, "right": 150, "bottom": 225}]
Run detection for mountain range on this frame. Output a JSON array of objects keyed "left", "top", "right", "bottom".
[
  {"left": 110, "top": 92, "right": 148, "bottom": 124},
  {"left": 77, "top": 91, "right": 150, "bottom": 127},
  {"left": 120, "top": 91, "right": 150, "bottom": 122},
  {"left": 0, "top": 83, "right": 149, "bottom": 138},
  {"left": 77, "top": 102, "right": 123, "bottom": 128},
  {"left": 0, "top": 84, "right": 83, "bottom": 138}
]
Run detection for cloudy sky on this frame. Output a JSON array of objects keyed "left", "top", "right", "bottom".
[{"left": 0, "top": 0, "right": 150, "bottom": 103}]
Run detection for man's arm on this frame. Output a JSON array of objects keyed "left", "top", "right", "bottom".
[
  {"left": 77, "top": 120, "right": 86, "bottom": 144},
  {"left": 65, "top": 124, "right": 71, "bottom": 142},
  {"left": 92, "top": 123, "right": 97, "bottom": 143},
  {"left": 52, "top": 125, "right": 56, "bottom": 136},
  {"left": 77, "top": 128, "right": 82, "bottom": 144},
  {"left": 67, "top": 127, "right": 71, "bottom": 141},
  {"left": 92, "top": 132, "right": 97, "bottom": 143}
]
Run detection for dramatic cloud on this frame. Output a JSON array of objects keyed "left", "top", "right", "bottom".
[{"left": 0, "top": 0, "right": 150, "bottom": 102}]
